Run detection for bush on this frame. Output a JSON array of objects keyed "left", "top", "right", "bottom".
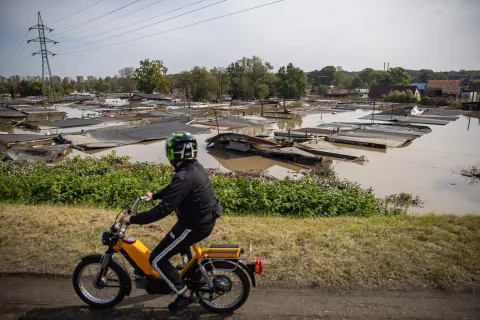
[
  {"left": 383, "top": 90, "right": 418, "bottom": 103},
  {"left": 0, "top": 153, "right": 415, "bottom": 217}
]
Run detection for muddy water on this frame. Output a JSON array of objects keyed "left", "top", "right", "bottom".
[
  {"left": 333, "top": 115, "right": 480, "bottom": 214},
  {"left": 68, "top": 108, "right": 479, "bottom": 214}
]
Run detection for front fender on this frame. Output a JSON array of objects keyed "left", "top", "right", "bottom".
[{"left": 80, "top": 253, "right": 132, "bottom": 296}]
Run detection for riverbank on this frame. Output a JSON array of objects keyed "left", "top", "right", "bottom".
[{"left": 1, "top": 204, "right": 478, "bottom": 291}]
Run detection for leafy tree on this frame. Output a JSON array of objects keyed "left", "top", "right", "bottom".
[
  {"left": 210, "top": 67, "right": 230, "bottom": 100},
  {"left": 333, "top": 66, "right": 351, "bottom": 88},
  {"left": 227, "top": 56, "right": 275, "bottom": 99},
  {"left": 31, "top": 80, "right": 43, "bottom": 95},
  {"left": 189, "top": 66, "right": 216, "bottom": 101},
  {"left": 387, "top": 67, "right": 410, "bottom": 85},
  {"left": 118, "top": 67, "right": 137, "bottom": 95},
  {"left": 135, "top": 59, "right": 169, "bottom": 94},
  {"left": 276, "top": 63, "right": 307, "bottom": 99},
  {"left": 7, "top": 75, "right": 21, "bottom": 97},
  {"left": 0, "top": 76, "right": 7, "bottom": 94},
  {"left": 417, "top": 69, "right": 433, "bottom": 83},
  {"left": 257, "top": 83, "right": 269, "bottom": 101},
  {"left": 105, "top": 76, "right": 120, "bottom": 92},
  {"left": 95, "top": 77, "right": 110, "bottom": 93},
  {"left": 62, "top": 78, "right": 74, "bottom": 94},
  {"left": 358, "top": 68, "right": 376, "bottom": 88},
  {"left": 318, "top": 66, "right": 336, "bottom": 86},
  {"left": 349, "top": 75, "right": 364, "bottom": 89}
]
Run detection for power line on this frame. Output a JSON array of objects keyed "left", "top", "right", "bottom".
[
  {"left": 9, "top": 30, "right": 30, "bottom": 60},
  {"left": 12, "top": 42, "right": 29, "bottom": 65},
  {"left": 56, "top": 0, "right": 168, "bottom": 39},
  {"left": 59, "top": 0, "right": 285, "bottom": 55},
  {"left": 40, "top": 0, "right": 70, "bottom": 12},
  {"left": 19, "top": 55, "right": 35, "bottom": 70},
  {"left": 47, "top": 0, "right": 104, "bottom": 25},
  {"left": 57, "top": 0, "right": 228, "bottom": 52},
  {"left": 59, "top": 0, "right": 207, "bottom": 42},
  {"left": 53, "top": 0, "right": 142, "bottom": 35}
]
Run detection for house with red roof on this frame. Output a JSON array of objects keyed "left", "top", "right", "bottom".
[{"left": 426, "top": 80, "right": 461, "bottom": 98}]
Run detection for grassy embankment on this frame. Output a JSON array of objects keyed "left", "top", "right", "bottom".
[
  {"left": 0, "top": 203, "right": 479, "bottom": 291},
  {"left": 0, "top": 154, "right": 478, "bottom": 291}
]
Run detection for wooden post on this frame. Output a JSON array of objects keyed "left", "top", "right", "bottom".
[
  {"left": 283, "top": 98, "right": 286, "bottom": 114},
  {"left": 288, "top": 129, "right": 291, "bottom": 139},
  {"left": 372, "top": 99, "right": 376, "bottom": 124},
  {"left": 391, "top": 104, "right": 393, "bottom": 120},
  {"left": 468, "top": 116, "right": 471, "bottom": 131},
  {"left": 214, "top": 110, "right": 220, "bottom": 134},
  {"left": 261, "top": 100, "right": 264, "bottom": 116}
]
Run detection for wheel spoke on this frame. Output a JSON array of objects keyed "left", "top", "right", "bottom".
[{"left": 77, "top": 263, "right": 121, "bottom": 304}]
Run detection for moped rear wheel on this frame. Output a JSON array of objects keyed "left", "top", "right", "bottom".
[
  {"left": 195, "top": 261, "right": 250, "bottom": 314},
  {"left": 73, "top": 258, "right": 128, "bottom": 309}
]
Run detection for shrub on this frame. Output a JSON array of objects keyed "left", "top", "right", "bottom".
[{"left": 0, "top": 153, "right": 415, "bottom": 217}]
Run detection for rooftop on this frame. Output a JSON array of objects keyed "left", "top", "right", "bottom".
[{"left": 427, "top": 80, "right": 461, "bottom": 95}]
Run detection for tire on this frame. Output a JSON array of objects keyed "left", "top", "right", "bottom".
[
  {"left": 72, "top": 256, "right": 129, "bottom": 309},
  {"left": 196, "top": 261, "right": 251, "bottom": 314}
]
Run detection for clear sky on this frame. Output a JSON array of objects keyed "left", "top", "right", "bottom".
[{"left": 1, "top": 0, "right": 479, "bottom": 78}]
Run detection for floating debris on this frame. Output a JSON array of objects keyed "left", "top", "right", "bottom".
[
  {"left": 360, "top": 114, "right": 450, "bottom": 125},
  {"left": 0, "top": 134, "right": 58, "bottom": 148},
  {"left": 4, "top": 144, "right": 70, "bottom": 162},
  {"left": 296, "top": 140, "right": 368, "bottom": 163},
  {"left": 206, "top": 133, "right": 324, "bottom": 167}
]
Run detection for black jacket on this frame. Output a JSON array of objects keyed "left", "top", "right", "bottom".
[{"left": 130, "top": 160, "right": 221, "bottom": 231}]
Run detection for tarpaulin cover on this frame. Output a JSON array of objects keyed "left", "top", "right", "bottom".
[
  {"left": 60, "top": 121, "right": 209, "bottom": 149},
  {"left": 32, "top": 119, "right": 103, "bottom": 128}
]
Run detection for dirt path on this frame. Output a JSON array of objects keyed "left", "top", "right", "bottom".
[{"left": 0, "top": 276, "right": 478, "bottom": 320}]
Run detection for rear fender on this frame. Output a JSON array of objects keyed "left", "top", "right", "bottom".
[
  {"left": 200, "top": 259, "right": 256, "bottom": 287},
  {"left": 80, "top": 253, "right": 132, "bottom": 296}
]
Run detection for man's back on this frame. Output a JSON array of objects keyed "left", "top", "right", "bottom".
[{"left": 174, "top": 160, "right": 219, "bottom": 229}]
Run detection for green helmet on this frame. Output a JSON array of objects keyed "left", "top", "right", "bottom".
[{"left": 165, "top": 131, "right": 198, "bottom": 166}]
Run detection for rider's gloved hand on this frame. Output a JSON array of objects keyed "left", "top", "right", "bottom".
[
  {"left": 144, "top": 192, "right": 153, "bottom": 202},
  {"left": 120, "top": 215, "right": 131, "bottom": 225}
]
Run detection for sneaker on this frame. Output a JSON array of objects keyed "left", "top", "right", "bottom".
[{"left": 168, "top": 294, "right": 195, "bottom": 312}]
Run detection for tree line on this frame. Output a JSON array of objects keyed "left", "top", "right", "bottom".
[{"left": 1, "top": 57, "right": 479, "bottom": 100}]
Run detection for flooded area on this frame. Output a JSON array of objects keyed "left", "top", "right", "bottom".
[{"left": 67, "top": 108, "right": 480, "bottom": 214}]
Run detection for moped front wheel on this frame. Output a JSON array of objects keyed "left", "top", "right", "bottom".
[{"left": 73, "top": 257, "right": 129, "bottom": 309}]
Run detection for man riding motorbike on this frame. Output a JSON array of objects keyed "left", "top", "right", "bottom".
[{"left": 121, "top": 132, "right": 222, "bottom": 312}]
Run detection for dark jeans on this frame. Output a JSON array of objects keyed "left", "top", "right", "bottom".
[{"left": 149, "top": 222, "right": 214, "bottom": 295}]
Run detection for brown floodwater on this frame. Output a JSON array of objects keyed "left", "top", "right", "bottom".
[{"left": 68, "top": 109, "right": 479, "bottom": 214}]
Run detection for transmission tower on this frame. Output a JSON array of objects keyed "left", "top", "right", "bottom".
[{"left": 28, "top": 12, "right": 58, "bottom": 101}]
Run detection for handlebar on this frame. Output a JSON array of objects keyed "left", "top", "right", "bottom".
[{"left": 117, "top": 195, "right": 148, "bottom": 239}]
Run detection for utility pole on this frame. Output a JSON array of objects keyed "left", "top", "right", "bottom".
[{"left": 28, "top": 12, "right": 58, "bottom": 101}]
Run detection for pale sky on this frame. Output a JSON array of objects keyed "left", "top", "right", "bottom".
[{"left": 1, "top": 0, "right": 479, "bottom": 78}]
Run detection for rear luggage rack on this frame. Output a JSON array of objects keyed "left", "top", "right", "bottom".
[{"left": 210, "top": 244, "right": 240, "bottom": 248}]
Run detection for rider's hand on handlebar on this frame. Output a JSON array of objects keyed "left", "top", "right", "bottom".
[
  {"left": 143, "top": 192, "right": 153, "bottom": 202},
  {"left": 120, "top": 215, "right": 131, "bottom": 225}
]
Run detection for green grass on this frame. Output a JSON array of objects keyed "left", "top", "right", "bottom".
[{"left": 1, "top": 204, "right": 478, "bottom": 291}]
